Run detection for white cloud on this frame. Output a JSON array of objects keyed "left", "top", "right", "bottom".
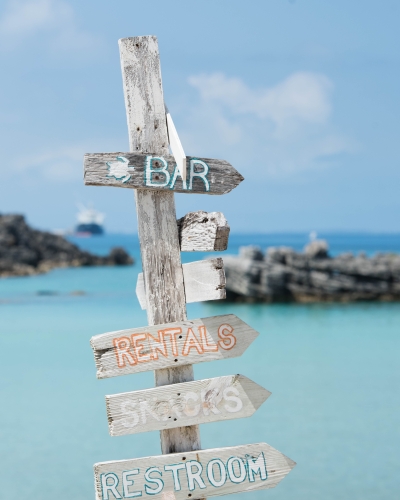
[
  {"left": 0, "top": 0, "right": 100, "bottom": 52},
  {"left": 12, "top": 144, "right": 84, "bottom": 181},
  {"left": 181, "top": 71, "right": 353, "bottom": 177},
  {"left": 189, "top": 72, "right": 332, "bottom": 126}
]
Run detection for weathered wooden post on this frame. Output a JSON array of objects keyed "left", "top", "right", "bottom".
[
  {"left": 121, "top": 35, "right": 199, "bottom": 456},
  {"left": 85, "top": 35, "right": 295, "bottom": 500}
]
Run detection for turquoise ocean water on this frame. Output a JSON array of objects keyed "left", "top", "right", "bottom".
[{"left": 1, "top": 233, "right": 399, "bottom": 500}]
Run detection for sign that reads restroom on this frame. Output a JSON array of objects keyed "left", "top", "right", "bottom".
[
  {"left": 84, "top": 152, "right": 244, "bottom": 195},
  {"left": 94, "top": 442, "right": 295, "bottom": 500}
]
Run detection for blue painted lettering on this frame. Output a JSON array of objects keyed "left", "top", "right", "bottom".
[
  {"left": 227, "top": 457, "right": 247, "bottom": 483},
  {"left": 144, "top": 467, "right": 164, "bottom": 495},
  {"left": 185, "top": 460, "right": 206, "bottom": 491},
  {"left": 206, "top": 459, "right": 227, "bottom": 487},
  {"left": 189, "top": 159, "right": 210, "bottom": 191},
  {"left": 247, "top": 453, "right": 267, "bottom": 482},
  {"left": 164, "top": 463, "right": 186, "bottom": 491},
  {"left": 169, "top": 164, "right": 188, "bottom": 190},
  {"left": 101, "top": 473, "right": 122, "bottom": 500},
  {"left": 145, "top": 156, "right": 170, "bottom": 187},
  {"left": 122, "top": 469, "right": 142, "bottom": 498}
]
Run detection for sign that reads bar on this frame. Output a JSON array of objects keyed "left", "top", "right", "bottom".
[
  {"left": 91, "top": 314, "right": 259, "bottom": 379},
  {"left": 94, "top": 442, "right": 295, "bottom": 500},
  {"left": 84, "top": 152, "right": 244, "bottom": 195},
  {"left": 106, "top": 375, "right": 271, "bottom": 436}
]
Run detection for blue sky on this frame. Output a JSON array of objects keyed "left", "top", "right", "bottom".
[{"left": 0, "top": 0, "right": 399, "bottom": 233}]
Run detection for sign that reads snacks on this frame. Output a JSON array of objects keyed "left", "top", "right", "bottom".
[{"left": 105, "top": 375, "right": 271, "bottom": 436}]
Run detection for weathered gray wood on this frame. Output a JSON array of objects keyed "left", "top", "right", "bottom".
[
  {"left": 119, "top": 35, "right": 200, "bottom": 455},
  {"left": 177, "top": 211, "right": 230, "bottom": 251},
  {"left": 90, "top": 314, "right": 259, "bottom": 379},
  {"left": 106, "top": 375, "right": 271, "bottom": 436},
  {"left": 183, "top": 258, "right": 225, "bottom": 303},
  {"left": 134, "top": 191, "right": 187, "bottom": 322},
  {"left": 84, "top": 152, "right": 244, "bottom": 195},
  {"left": 136, "top": 258, "right": 226, "bottom": 309},
  {"left": 119, "top": 36, "right": 169, "bottom": 155},
  {"left": 94, "top": 442, "right": 296, "bottom": 500}
]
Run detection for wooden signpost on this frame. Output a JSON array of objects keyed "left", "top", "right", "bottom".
[{"left": 84, "top": 35, "right": 295, "bottom": 500}]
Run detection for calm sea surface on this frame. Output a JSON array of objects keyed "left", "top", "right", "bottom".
[{"left": 0, "top": 233, "right": 399, "bottom": 500}]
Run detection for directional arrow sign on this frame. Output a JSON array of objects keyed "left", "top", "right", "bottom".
[
  {"left": 84, "top": 152, "right": 244, "bottom": 195},
  {"left": 136, "top": 258, "right": 226, "bottom": 309},
  {"left": 106, "top": 374, "right": 271, "bottom": 436},
  {"left": 94, "top": 442, "right": 295, "bottom": 500},
  {"left": 91, "top": 314, "right": 259, "bottom": 379}
]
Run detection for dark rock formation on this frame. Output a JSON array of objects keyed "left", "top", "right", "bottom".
[
  {"left": 0, "top": 214, "right": 133, "bottom": 277},
  {"left": 224, "top": 241, "right": 400, "bottom": 303}
]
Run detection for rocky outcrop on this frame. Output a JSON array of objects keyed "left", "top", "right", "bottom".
[
  {"left": 224, "top": 241, "right": 400, "bottom": 302},
  {"left": 0, "top": 214, "right": 133, "bottom": 277}
]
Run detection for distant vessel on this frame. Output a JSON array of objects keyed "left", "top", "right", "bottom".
[{"left": 75, "top": 204, "right": 105, "bottom": 235}]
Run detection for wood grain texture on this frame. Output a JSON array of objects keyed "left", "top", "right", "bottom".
[
  {"left": 134, "top": 191, "right": 187, "bottom": 321},
  {"left": 83, "top": 152, "right": 244, "bottom": 195},
  {"left": 119, "top": 36, "right": 200, "bottom": 454},
  {"left": 183, "top": 258, "right": 225, "bottom": 303},
  {"left": 106, "top": 375, "right": 271, "bottom": 436},
  {"left": 90, "top": 314, "right": 259, "bottom": 379},
  {"left": 177, "top": 211, "right": 230, "bottom": 252},
  {"left": 94, "top": 442, "right": 295, "bottom": 500},
  {"left": 119, "top": 36, "right": 169, "bottom": 155},
  {"left": 136, "top": 258, "right": 226, "bottom": 310}
]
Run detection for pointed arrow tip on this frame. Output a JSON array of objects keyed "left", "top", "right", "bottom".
[{"left": 238, "top": 375, "right": 271, "bottom": 410}]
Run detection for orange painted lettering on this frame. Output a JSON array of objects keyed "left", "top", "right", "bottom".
[
  {"left": 148, "top": 331, "right": 168, "bottom": 360},
  {"left": 182, "top": 328, "right": 204, "bottom": 356},
  {"left": 162, "top": 328, "right": 182, "bottom": 356},
  {"left": 131, "top": 333, "right": 151, "bottom": 363},
  {"left": 199, "top": 325, "right": 218, "bottom": 352},
  {"left": 113, "top": 336, "right": 136, "bottom": 368},
  {"left": 218, "top": 324, "right": 236, "bottom": 350}
]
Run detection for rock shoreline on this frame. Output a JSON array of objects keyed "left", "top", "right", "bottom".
[
  {"left": 0, "top": 214, "right": 133, "bottom": 277},
  {"left": 223, "top": 241, "right": 400, "bottom": 303}
]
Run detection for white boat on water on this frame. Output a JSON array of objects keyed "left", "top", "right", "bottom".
[{"left": 75, "top": 204, "right": 105, "bottom": 235}]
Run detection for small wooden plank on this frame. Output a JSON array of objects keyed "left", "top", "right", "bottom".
[
  {"left": 136, "top": 258, "right": 226, "bottom": 310},
  {"left": 94, "top": 442, "right": 296, "bottom": 500},
  {"left": 183, "top": 259, "right": 225, "bottom": 303},
  {"left": 83, "top": 152, "right": 244, "bottom": 195},
  {"left": 166, "top": 108, "right": 187, "bottom": 182},
  {"left": 90, "top": 314, "right": 259, "bottom": 379},
  {"left": 177, "top": 211, "right": 230, "bottom": 252},
  {"left": 106, "top": 375, "right": 271, "bottom": 436}
]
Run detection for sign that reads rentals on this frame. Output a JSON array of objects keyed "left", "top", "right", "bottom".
[
  {"left": 91, "top": 314, "right": 259, "bottom": 379},
  {"left": 94, "top": 442, "right": 295, "bottom": 500}
]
